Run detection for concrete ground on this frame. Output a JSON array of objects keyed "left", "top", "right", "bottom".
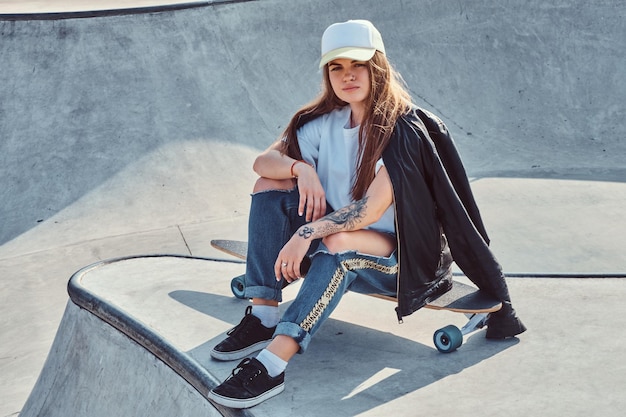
[{"left": 1, "top": 1, "right": 625, "bottom": 416}]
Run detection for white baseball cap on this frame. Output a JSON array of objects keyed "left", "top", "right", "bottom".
[{"left": 319, "top": 20, "right": 386, "bottom": 68}]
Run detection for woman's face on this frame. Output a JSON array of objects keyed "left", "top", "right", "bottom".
[{"left": 327, "top": 58, "right": 371, "bottom": 108}]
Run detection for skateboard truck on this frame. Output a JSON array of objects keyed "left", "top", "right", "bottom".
[{"left": 433, "top": 312, "right": 489, "bottom": 353}]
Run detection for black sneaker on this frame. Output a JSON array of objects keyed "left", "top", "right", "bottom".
[
  {"left": 210, "top": 306, "right": 276, "bottom": 361},
  {"left": 208, "top": 358, "right": 285, "bottom": 409},
  {"left": 486, "top": 302, "right": 527, "bottom": 339}
]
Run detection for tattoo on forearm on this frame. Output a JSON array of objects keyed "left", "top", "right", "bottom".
[
  {"left": 299, "top": 226, "right": 314, "bottom": 239},
  {"left": 326, "top": 196, "right": 368, "bottom": 229},
  {"left": 297, "top": 197, "right": 369, "bottom": 241}
]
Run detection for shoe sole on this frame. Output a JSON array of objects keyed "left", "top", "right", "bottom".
[
  {"left": 486, "top": 319, "right": 527, "bottom": 339},
  {"left": 208, "top": 382, "right": 285, "bottom": 409},
  {"left": 209, "top": 339, "right": 272, "bottom": 361}
]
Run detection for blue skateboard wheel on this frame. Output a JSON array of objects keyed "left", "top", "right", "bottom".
[
  {"left": 433, "top": 325, "right": 463, "bottom": 353},
  {"left": 230, "top": 275, "right": 246, "bottom": 299}
]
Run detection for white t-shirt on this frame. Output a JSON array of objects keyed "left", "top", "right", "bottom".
[{"left": 296, "top": 106, "right": 395, "bottom": 234}]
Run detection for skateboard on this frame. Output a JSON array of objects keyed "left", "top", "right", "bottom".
[{"left": 211, "top": 239, "right": 501, "bottom": 353}]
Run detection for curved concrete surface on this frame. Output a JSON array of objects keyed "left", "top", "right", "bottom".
[
  {"left": 1, "top": 1, "right": 625, "bottom": 416},
  {"left": 19, "top": 255, "right": 249, "bottom": 417},
  {"left": 19, "top": 255, "right": 626, "bottom": 417},
  {"left": 0, "top": 1, "right": 222, "bottom": 16},
  {"left": 1, "top": 0, "right": 624, "bottom": 254},
  {"left": 20, "top": 302, "right": 223, "bottom": 417}
]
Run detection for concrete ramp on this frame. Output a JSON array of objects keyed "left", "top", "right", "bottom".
[
  {"left": 20, "top": 256, "right": 249, "bottom": 417},
  {"left": 20, "top": 303, "right": 225, "bottom": 417},
  {"left": 2, "top": 1, "right": 626, "bottom": 416},
  {"left": 1, "top": 0, "right": 625, "bottom": 255},
  {"left": 18, "top": 255, "right": 626, "bottom": 417}
]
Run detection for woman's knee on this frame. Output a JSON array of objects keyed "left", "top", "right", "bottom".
[
  {"left": 321, "top": 232, "right": 351, "bottom": 254},
  {"left": 322, "top": 230, "right": 396, "bottom": 257},
  {"left": 253, "top": 177, "right": 296, "bottom": 193}
]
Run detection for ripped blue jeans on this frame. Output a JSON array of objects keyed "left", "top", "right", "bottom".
[{"left": 243, "top": 187, "right": 398, "bottom": 353}]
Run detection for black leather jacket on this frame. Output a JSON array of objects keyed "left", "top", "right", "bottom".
[{"left": 383, "top": 108, "right": 511, "bottom": 320}]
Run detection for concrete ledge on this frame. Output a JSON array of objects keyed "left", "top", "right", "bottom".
[
  {"left": 0, "top": 0, "right": 253, "bottom": 20},
  {"left": 21, "top": 255, "right": 250, "bottom": 417},
  {"left": 15, "top": 253, "right": 626, "bottom": 416}
]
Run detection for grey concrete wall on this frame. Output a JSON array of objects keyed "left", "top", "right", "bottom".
[{"left": 1, "top": 0, "right": 624, "bottom": 247}]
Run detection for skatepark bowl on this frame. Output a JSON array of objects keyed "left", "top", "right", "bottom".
[{"left": 1, "top": 1, "right": 625, "bottom": 416}]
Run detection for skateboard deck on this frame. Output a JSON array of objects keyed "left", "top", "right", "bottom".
[
  {"left": 210, "top": 239, "right": 501, "bottom": 352},
  {"left": 211, "top": 239, "right": 247, "bottom": 261}
]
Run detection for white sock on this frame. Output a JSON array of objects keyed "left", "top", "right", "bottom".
[
  {"left": 256, "top": 349, "right": 288, "bottom": 377},
  {"left": 252, "top": 305, "right": 280, "bottom": 328}
]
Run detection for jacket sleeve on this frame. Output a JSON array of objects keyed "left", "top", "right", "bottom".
[
  {"left": 415, "top": 108, "right": 490, "bottom": 244},
  {"left": 417, "top": 116, "right": 511, "bottom": 301}
]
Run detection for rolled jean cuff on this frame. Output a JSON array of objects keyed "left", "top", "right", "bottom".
[
  {"left": 243, "top": 284, "right": 283, "bottom": 303},
  {"left": 274, "top": 321, "right": 311, "bottom": 353}
]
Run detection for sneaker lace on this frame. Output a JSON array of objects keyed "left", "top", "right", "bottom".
[
  {"left": 231, "top": 358, "right": 262, "bottom": 382},
  {"left": 226, "top": 305, "right": 255, "bottom": 337}
]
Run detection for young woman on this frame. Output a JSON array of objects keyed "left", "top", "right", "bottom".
[{"left": 208, "top": 20, "right": 526, "bottom": 409}]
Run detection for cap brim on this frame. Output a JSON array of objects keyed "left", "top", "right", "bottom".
[{"left": 319, "top": 47, "right": 376, "bottom": 68}]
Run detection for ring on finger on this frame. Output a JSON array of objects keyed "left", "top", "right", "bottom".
[{"left": 281, "top": 262, "right": 288, "bottom": 268}]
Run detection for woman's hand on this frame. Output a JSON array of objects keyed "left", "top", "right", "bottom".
[
  {"left": 274, "top": 232, "right": 312, "bottom": 283},
  {"left": 293, "top": 162, "right": 326, "bottom": 222},
  {"left": 253, "top": 144, "right": 326, "bottom": 222}
]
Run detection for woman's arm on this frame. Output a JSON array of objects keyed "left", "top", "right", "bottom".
[
  {"left": 252, "top": 141, "right": 296, "bottom": 179},
  {"left": 253, "top": 141, "right": 327, "bottom": 221},
  {"left": 275, "top": 166, "right": 394, "bottom": 281}
]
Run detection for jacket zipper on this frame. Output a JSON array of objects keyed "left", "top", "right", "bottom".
[{"left": 391, "top": 191, "right": 404, "bottom": 324}]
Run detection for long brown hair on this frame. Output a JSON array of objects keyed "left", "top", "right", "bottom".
[{"left": 280, "top": 51, "right": 413, "bottom": 200}]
